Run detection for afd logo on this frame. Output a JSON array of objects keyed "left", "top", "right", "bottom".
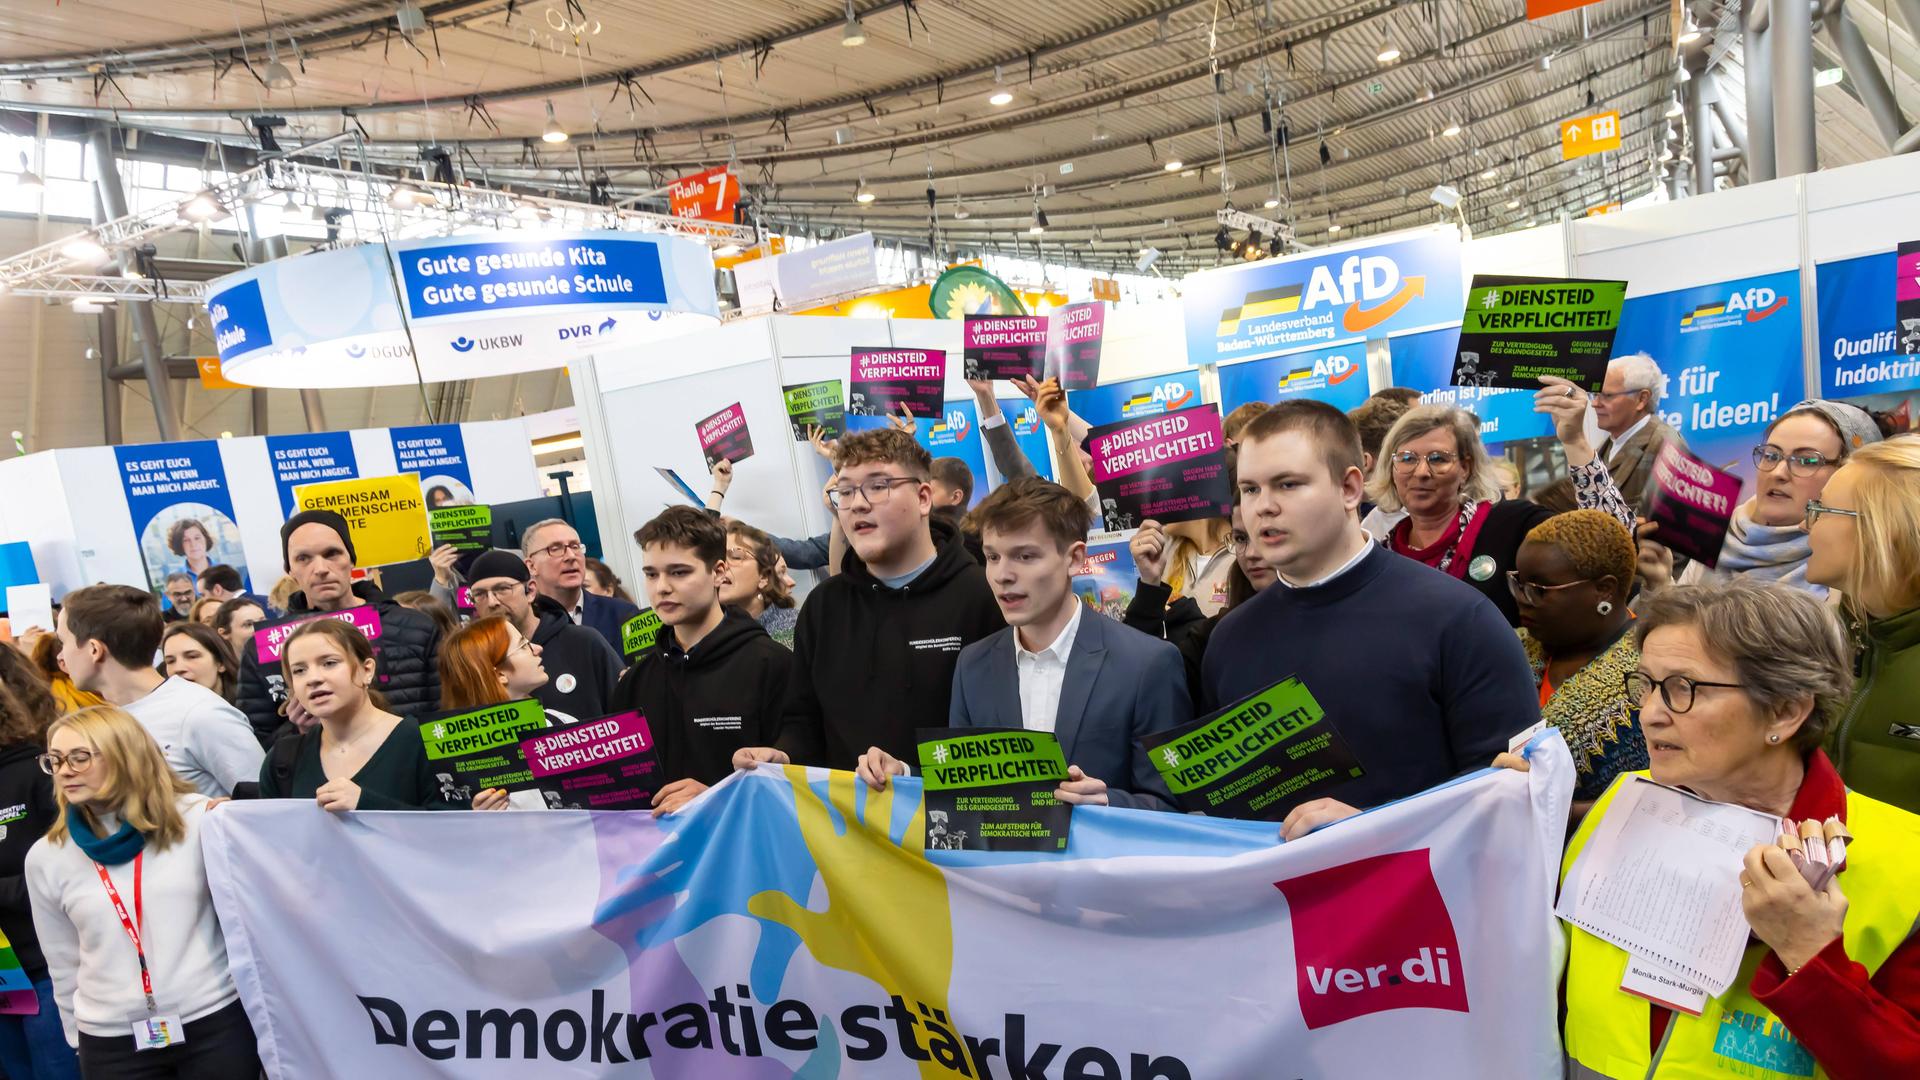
[
  {"left": 558, "top": 317, "right": 620, "bottom": 342},
  {"left": 1274, "top": 848, "right": 1469, "bottom": 1030},
  {"left": 450, "top": 334, "right": 525, "bottom": 354},
  {"left": 1123, "top": 381, "right": 1197, "bottom": 416},
  {"left": 1727, "top": 287, "right": 1788, "bottom": 321},
  {"left": 1318, "top": 352, "right": 1361, "bottom": 384},
  {"left": 1011, "top": 406, "right": 1043, "bottom": 436},
  {"left": 1219, "top": 255, "right": 1428, "bottom": 336},
  {"left": 931, "top": 409, "right": 972, "bottom": 443}
]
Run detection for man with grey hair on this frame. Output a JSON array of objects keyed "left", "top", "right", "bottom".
[
  {"left": 1535, "top": 352, "right": 1686, "bottom": 513},
  {"left": 521, "top": 517, "right": 639, "bottom": 653}
]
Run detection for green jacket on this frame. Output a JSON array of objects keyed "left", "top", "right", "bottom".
[{"left": 1830, "top": 605, "right": 1920, "bottom": 814}]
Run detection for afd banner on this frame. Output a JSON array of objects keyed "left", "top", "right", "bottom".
[
  {"left": 1611, "top": 271, "right": 1805, "bottom": 482},
  {"left": 1219, "top": 343, "right": 1371, "bottom": 416},
  {"left": 1070, "top": 371, "right": 1203, "bottom": 428},
  {"left": 1182, "top": 229, "right": 1465, "bottom": 367},
  {"left": 266, "top": 432, "right": 360, "bottom": 518},
  {"left": 996, "top": 399, "right": 1055, "bottom": 482},
  {"left": 391, "top": 424, "right": 475, "bottom": 506},
  {"left": 203, "top": 738, "right": 1574, "bottom": 1079},
  {"left": 113, "top": 441, "right": 250, "bottom": 598},
  {"left": 1814, "top": 252, "right": 1920, "bottom": 398},
  {"left": 848, "top": 400, "right": 990, "bottom": 508},
  {"left": 1390, "top": 329, "right": 1553, "bottom": 449}
]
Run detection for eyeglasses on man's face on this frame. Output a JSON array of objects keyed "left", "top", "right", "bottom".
[
  {"left": 470, "top": 582, "right": 527, "bottom": 603},
  {"left": 828, "top": 476, "right": 922, "bottom": 510},
  {"left": 530, "top": 540, "right": 585, "bottom": 561}
]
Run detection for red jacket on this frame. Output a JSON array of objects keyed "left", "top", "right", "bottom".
[{"left": 1648, "top": 752, "right": 1920, "bottom": 1079}]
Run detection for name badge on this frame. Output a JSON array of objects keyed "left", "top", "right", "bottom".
[{"left": 133, "top": 1015, "right": 185, "bottom": 1051}]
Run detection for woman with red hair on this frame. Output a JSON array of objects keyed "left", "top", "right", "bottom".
[{"left": 439, "top": 616, "right": 553, "bottom": 810}]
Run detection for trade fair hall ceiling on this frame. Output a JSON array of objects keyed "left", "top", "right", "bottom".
[{"left": 0, "top": 0, "right": 1905, "bottom": 276}]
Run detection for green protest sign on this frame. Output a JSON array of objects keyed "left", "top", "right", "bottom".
[
  {"left": 916, "top": 728, "right": 1071, "bottom": 852},
  {"left": 1140, "top": 677, "right": 1363, "bottom": 821},
  {"left": 621, "top": 609, "right": 664, "bottom": 660},
  {"left": 783, "top": 380, "right": 845, "bottom": 441},
  {"left": 1452, "top": 275, "right": 1627, "bottom": 392},
  {"left": 428, "top": 504, "right": 492, "bottom": 552},
  {"left": 418, "top": 698, "right": 549, "bottom": 797}
]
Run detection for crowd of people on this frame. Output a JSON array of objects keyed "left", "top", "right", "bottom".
[{"left": 0, "top": 356, "right": 1912, "bottom": 1078}]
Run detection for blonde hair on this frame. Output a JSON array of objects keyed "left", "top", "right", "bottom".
[
  {"left": 43, "top": 706, "right": 195, "bottom": 851},
  {"left": 1838, "top": 436, "right": 1920, "bottom": 617},
  {"left": 1367, "top": 404, "right": 1504, "bottom": 512}
]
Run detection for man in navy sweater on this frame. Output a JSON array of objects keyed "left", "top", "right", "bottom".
[{"left": 1202, "top": 401, "right": 1538, "bottom": 839}]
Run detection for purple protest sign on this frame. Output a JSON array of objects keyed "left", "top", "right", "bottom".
[
  {"left": 1087, "top": 403, "right": 1231, "bottom": 529},
  {"left": 695, "top": 402, "right": 755, "bottom": 467},
  {"left": 253, "top": 606, "right": 384, "bottom": 666},
  {"left": 1045, "top": 301, "right": 1107, "bottom": 390},
  {"left": 850, "top": 348, "right": 947, "bottom": 419},
  {"left": 1896, "top": 241, "right": 1920, "bottom": 330},
  {"left": 518, "top": 711, "right": 661, "bottom": 810},
  {"left": 1647, "top": 442, "right": 1743, "bottom": 569},
  {"left": 963, "top": 315, "right": 1048, "bottom": 381}
]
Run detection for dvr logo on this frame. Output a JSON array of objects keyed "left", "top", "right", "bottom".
[{"left": 1275, "top": 849, "right": 1468, "bottom": 1029}]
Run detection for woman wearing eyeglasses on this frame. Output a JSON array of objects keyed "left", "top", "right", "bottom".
[
  {"left": 24, "top": 706, "right": 260, "bottom": 1076},
  {"left": 1371, "top": 382, "right": 1634, "bottom": 625},
  {"left": 1639, "top": 400, "right": 1887, "bottom": 600},
  {"left": 1509, "top": 510, "right": 1647, "bottom": 809},
  {"left": 1805, "top": 436, "right": 1920, "bottom": 815},
  {"left": 437, "top": 616, "right": 552, "bottom": 810},
  {"left": 1546, "top": 580, "right": 1920, "bottom": 1080},
  {"left": 255, "top": 619, "right": 465, "bottom": 811}
]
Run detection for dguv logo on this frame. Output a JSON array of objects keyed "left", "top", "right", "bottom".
[{"left": 1274, "top": 848, "right": 1468, "bottom": 1029}]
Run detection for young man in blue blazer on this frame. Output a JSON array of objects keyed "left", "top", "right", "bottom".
[{"left": 855, "top": 477, "right": 1189, "bottom": 810}]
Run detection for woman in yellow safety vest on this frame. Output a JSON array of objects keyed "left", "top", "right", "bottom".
[{"left": 1557, "top": 579, "right": 1920, "bottom": 1079}]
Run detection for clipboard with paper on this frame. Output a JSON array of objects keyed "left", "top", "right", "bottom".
[{"left": 1555, "top": 776, "right": 1781, "bottom": 997}]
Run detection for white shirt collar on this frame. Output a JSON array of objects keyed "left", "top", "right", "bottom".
[
  {"left": 1015, "top": 597, "right": 1083, "bottom": 664},
  {"left": 1279, "top": 534, "right": 1374, "bottom": 590},
  {"left": 1607, "top": 415, "right": 1652, "bottom": 460}
]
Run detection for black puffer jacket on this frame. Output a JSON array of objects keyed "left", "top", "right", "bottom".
[{"left": 235, "top": 582, "right": 445, "bottom": 746}]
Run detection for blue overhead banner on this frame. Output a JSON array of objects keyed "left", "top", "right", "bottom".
[
  {"left": 113, "top": 441, "right": 250, "bottom": 598},
  {"left": 1391, "top": 328, "right": 1554, "bottom": 448},
  {"left": 390, "top": 424, "right": 475, "bottom": 507},
  {"left": 266, "top": 432, "right": 360, "bottom": 519},
  {"left": 1181, "top": 229, "right": 1465, "bottom": 367},
  {"left": 1218, "top": 342, "right": 1372, "bottom": 415},
  {"left": 396, "top": 231, "right": 668, "bottom": 319},
  {"left": 1611, "top": 270, "right": 1806, "bottom": 482},
  {"left": 1069, "top": 371, "right": 1203, "bottom": 428},
  {"left": 206, "top": 278, "right": 273, "bottom": 363},
  {"left": 997, "top": 399, "right": 1055, "bottom": 482},
  {"left": 1814, "top": 252, "right": 1920, "bottom": 398}
]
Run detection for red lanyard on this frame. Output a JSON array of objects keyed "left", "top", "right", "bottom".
[{"left": 92, "top": 854, "right": 156, "bottom": 1015}]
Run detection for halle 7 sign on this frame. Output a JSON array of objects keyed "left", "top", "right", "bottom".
[
  {"left": 1560, "top": 111, "right": 1621, "bottom": 159},
  {"left": 667, "top": 168, "right": 738, "bottom": 222}
]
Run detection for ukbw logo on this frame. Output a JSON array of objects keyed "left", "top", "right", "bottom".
[{"left": 449, "top": 336, "right": 475, "bottom": 353}]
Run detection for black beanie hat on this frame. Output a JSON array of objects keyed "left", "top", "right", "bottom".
[
  {"left": 280, "top": 509, "right": 356, "bottom": 566},
  {"left": 466, "top": 548, "right": 531, "bottom": 586}
]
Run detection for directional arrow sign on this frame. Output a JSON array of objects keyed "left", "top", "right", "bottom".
[{"left": 1561, "top": 111, "right": 1622, "bottom": 159}]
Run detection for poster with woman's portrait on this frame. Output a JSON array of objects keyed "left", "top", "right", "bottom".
[{"left": 114, "top": 441, "right": 251, "bottom": 604}]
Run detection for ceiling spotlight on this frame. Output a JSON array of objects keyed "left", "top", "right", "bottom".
[
  {"left": 71, "top": 298, "right": 104, "bottom": 314},
  {"left": 1267, "top": 235, "right": 1284, "bottom": 257},
  {"left": 989, "top": 65, "right": 1013, "bottom": 106},
  {"left": 1319, "top": 141, "right": 1332, "bottom": 166},
  {"left": 542, "top": 100, "right": 568, "bottom": 143},
  {"left": 953, "top": 202, "right": 971, "bottom": 220},
  {"left": 395, "top": 1, "right": 428, "bottom": 36},
  {"left": 1665, "top": 124, "right": 1679, "bottom": 141},
  {"left": 1163, "top": 159, "right": 1183, "bottom": 171},
  {"left": 61, "top": 235, "right": 108, "bottom": 264},
  {"left": 1214, "top": 227, "right": 1233, "bottom": 252},
  {"left": 1678, "top": 14, "right": 1701, "bottom": 44},
  {"left": 1029, "top": 207, "right": 1049, "bottom": 235},
  {"left": 713, "top": 243, "right": 743, "bottom": 257},
  {"left": 1659, "top": 146, "right": 1675, "bottom": 162},
  {"left": 120, "top": 262, "right": 144, "bottom": 280},
  {"left": 1263, "top": 197, "right": 1280, "bottom": 209},
  {"left": 840, "top": 1, "right": 866, "bottom": 46},
  {"left": 1506, "top": 198, "right": 1521, "bottom": 210},
  {"left": 1480, "top": 166, "right": 1498, "bottom": 180},
  {"left": 1092, "top": 120, "right": 1111, "bottom": 142},
  {"left": 263, "top": 58, "right": 296, "bottom": 90},
  {"left": 180, "top": 189, "right": 222, "bottom": 221},
  {"left": 1441, "top": 118, "right": 1463, "bottom": 138},
  {"left": 13, "top": 152, "right": 42, "bottom": 195},
  {"left": 1814, "top": 67, "right": 1844, "bottom": 87},
  {"left": 854, "top": 179, "right": 875, "bottom": 203},
  {"left": 1327, "top": 219, "right": 1342, "bottom": 234},
  {"left": 1376, "top": 34, "right": 1401, "bottom": 65}
]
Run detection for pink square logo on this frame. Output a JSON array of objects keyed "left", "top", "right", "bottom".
[{"left": 1274, "top": 848, "right": 1469, "bottom": 1029}]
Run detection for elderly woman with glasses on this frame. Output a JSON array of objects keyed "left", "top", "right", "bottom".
[
  {"left": 1370, "top": 377, "right": 1634, "bottom": 625},
  {"left": 1536, "top": 579, "right": 1920, "bottom": 1079},
  {"left": 1804, "top": 436, "right": 1920, "bottom": 815},
  {"left": 1639, "top": 400, "right": 1886, "bottom": 600}
]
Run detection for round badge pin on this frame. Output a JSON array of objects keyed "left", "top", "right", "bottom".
[
  {"left": 556, "top": 673, "right": 577, "bottom": 694},
  {"left": 1468, "top": 555, "right": 1497, "bottom": 582}
]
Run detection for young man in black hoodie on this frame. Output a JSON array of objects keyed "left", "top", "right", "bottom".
[
  {"left": 734, "top": 428, "right": 1005, "bottom": 774},
  {"left": 613, "top": 507, "right": 793, "bottom": 816},
  {"left": 466, "top": 548, "right": 622, "bottom": 724},
  {"left": 233, "top": 509, "right": 445, "bottom": 745}
]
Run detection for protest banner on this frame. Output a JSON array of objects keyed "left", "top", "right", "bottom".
[
  {"left": 1140, "top": 677, "right": 1364, "bottom": 821},
  {"left": 621, "top": 609, "right": 664, "bottom": 661},
  {"left": 1898, "top": 240, "right": 1920, "bottom": 334},
  {"left": 1452, "top": 275, "right": 1627, "bottom": 392},
  {"left": 418, "top": 698, "right": 549, "bottom": 800},
  {"left": 962, "top": 314, "right": 1048, "bottom": 381},
  {"left": 428, "top": 505, "right": 492, "bottom": 553},
  {"left": 1044, "top": 301, "right": 1106, "bottom": 390},
  {"left": 849, "top": 348, "right": 946, "bottom": 419},
  {"left": 695, "top": 402, "right": 755, "bottom": 467},
  {"left": 1072, "top": 541, "right": 1139, "bottom": 622},
  {"left": 203, "top": 736, "right": 1577, "bottom": 1078},
  {"left": 1087, "top": 404, "right": 1231, "bottom": 530},
  {"left": 520, "top": 711, "right": 661, "bottom": 810},
  {"left": 293, "top": 473, "right": 431, "bottom": 568},
  {"left": 266, "top": 432, "right": 359, "bottom": 518},
  {"left": 1646, "top": 443, "right": 1742, "bottom": 568},
  {"left": 916, "top": 728, "right": 1070, "bottom": 852},
  {"left": 783, "top": 380, "right": 846, "bottom": 441},
  {"left": 251, "top": 606, "right": 384, "bottom": 666}
]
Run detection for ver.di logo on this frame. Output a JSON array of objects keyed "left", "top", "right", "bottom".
[{"left": 449, "top": 336, "right": 476, "bottom": 353}]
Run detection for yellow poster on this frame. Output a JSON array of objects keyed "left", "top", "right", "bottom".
[{"left": 292, "top": 474, "right": 430, "bottom": 568}]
